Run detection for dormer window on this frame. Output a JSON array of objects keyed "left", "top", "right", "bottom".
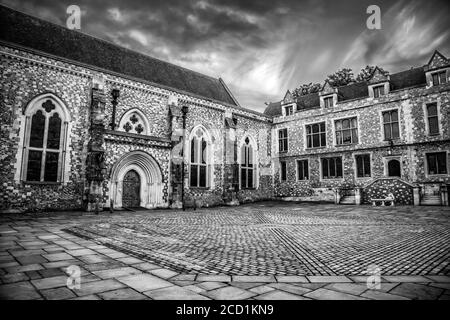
[
  {"left": 432, "top": 71, "right": 447, "bottom": 86},
  {"left": 285, "top": 105, "right": 293, "bottom": 116},
  {"left": 373, "top": 85, "right": 385, "bottom": 98},
  {"left": 323, "top": 96, "right": 334, "bottom": 108}
]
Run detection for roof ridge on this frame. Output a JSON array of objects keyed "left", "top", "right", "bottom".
[{"left": 0, "top": 3, "right": 224, "bottom": 84}]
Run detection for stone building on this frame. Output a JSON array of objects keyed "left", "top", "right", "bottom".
[
  {"left": 265, "top": 52, "right": 450, "bottom": 206},
  {"left": 0, "top": 6, "right": 272, "bottom": 213},
  {"left": 0, "top": 6, "right": 449, "bottom": 213}
]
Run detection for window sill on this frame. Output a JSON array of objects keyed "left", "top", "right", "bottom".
[
  {"left": 241, "top": 187, "right": 257, "bottom": 190},
  {"left": 335, "top": 143, "right": 358, "bottom": 147},
  {"left": 427, "top": 133, "right": 441, "bottom": 137},
  {"left": 426, "top": 173, "right": 448, "bottom": 177},
  {"left": 279, "top": 150, "right": 288, "bottom": 154},
  {"left": 189, "top": 187, "right": 210, "bottom": 191},
  {"left": 23, "top": 181, "right": 61, "bottom": 185},
  {"left": 306, "top": 146, "right": 327, "bottom": 150}
]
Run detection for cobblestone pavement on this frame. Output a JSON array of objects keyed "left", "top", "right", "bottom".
[{"left": 0, "top": 202, "right": 449, "bottom": 300}]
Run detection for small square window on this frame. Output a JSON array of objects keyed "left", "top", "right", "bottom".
[
  {"left": 373, "top": 85, "right": 385, "bottom": 98},
  {"left": 323, "top": 96, "right": 334, "bottom": 108},
  {"left": 432, "top": 71, "right": 447, "bottom": 86}
]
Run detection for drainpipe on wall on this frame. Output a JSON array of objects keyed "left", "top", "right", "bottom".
[{"left": 181, "top": 106, "right": 188, "bottom": 211}]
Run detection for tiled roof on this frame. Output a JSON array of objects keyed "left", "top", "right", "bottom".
[
  {"left": 0, "top": 5, "right": 238, "bottom": 106},
  {"left": 264, "top": 67, "right": 427, "bottom": 117},
  {"left": 263, "top": 101, "right": 282, "bottom": 117}
]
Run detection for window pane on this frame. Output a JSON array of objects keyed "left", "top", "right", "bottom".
[
  {"left": 47, "top": 113, "right": 61, "bottom": 149},
  {"left": 364, "top": 155, "right": 371, "bottom": 177},
  {"left": 241, "top": 168, "right": 247, "bottom": 188},
  {"left": 201, "top": 139, "right": 207, "bottom": 164},
  {"left": 306, "top": 125, "right": 311, "bottom": 134},
  {"left": 437, "top": 153, "right": 447, "bottom": 174},
  {"left": 190, "top": 165, "right": 198, "bottom": 187},
  {"left": 320, "top": 123, "right": 325, "bottom": 132},
  {"left": 30, "top": 111, "right": 45, "bottom": 148},
  {"left": 307, "top": 135, "right": 312, "bottom": 148},
  {"left": 440, "top": 72, "right": 447, "bottom": 84},
  {"left": 391, "top": 111, "right": 398, "bottom": 122},
  {"left": 26, "top": 150, "right": 42, "bottom": 181},
  {"left": 432, "top": 73, "right": 439, "bottom": 86},
  {"left": 336, "top": 158, "right": 343, "bottom": 177},
  {"left": 248, "top": 146, "right": 253, "bottom": 166},
  {"left": 383, "top": 112, "right": 390, "bottom": 123},
  {"left": 248, "top": 169, "right": 253, "bottom": 187},
  {"left": 304, "top": 161, "right": 309, "bottom": 179},
  {"left": 351, "top": 128, "right": 358, "bottom": 144},
  {"left": 44, "top": 152, "right": 59, "bottom": 182},
  {"left": 391, "top": 123, "right": 399, "bottom": 139},
  {"left": 199, "top": 165, "right": 206, "bottom": 187},
  {"left": 329, "top": 158, "right": 336, "bottom": 177},
  {"left": 322, "top": 159, "right": 328, "bottom": 178},
  {"left": 312, "top": 124, "right": 319, "bottom": 133},
  {"left": 427, "top": 104, "right": 437, "bottom": 116},
  {"left": 313, "top": 134, "right": 319, "bottom": 147},
  {"left": 343, "top": 130, "right": 351, "bottom": 144},
  {"left": 356, "top": 156, "right": 363, "bottom": 177},
  {"left": 384, "top": 124, "right": 391, "bottom": 140},
  {"left": 427, "top": 154, "right": 437, "bottom": 175},
  {"left": 320, "top": 133, "right": 326, "bottom": 146},
  {"left": 335, "top": 121, "right": 342, "bottom": 131},
  {"left": 342, "top": 119, "right": 349, "bottom": 129},
  {"left": 190, "top": 138, "right": 196, "bottom": 163},
  {"left": 298, "top": 161, "right": 303, "bottom": 180},
  {"left": 428, "top": 117, "right": 439, "bottom": 135}
]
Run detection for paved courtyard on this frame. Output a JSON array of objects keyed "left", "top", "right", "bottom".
[{"left": 0, "top": 202, "right": 449, "bottom": 300}]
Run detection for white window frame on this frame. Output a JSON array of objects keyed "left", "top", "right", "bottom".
[
  {"left": 187, "top": 125, "right": 213, "bottom": 189},
  {"left": 423, "top": 100, "right": 442, "bottom": 137},
  {"left": 238, "top": 136, "right": 258, "bottom": 189},
  {"left": 296, "top": 158, "right": 309, "bottom": 181}
]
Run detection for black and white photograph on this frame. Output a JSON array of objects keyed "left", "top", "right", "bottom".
[{"left": 0, "top": 0, "right": 449, "bottom": 309}]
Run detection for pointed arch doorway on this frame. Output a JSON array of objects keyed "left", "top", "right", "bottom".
[{"left": 109, "top": 151, "right": 165, "bottom": 209}]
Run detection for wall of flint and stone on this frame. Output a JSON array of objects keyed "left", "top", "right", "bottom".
[
  {"left": 0, "top": 45, "right": 274, "bottom": 212},
  {"left": 272, "top": 82, "right": 450, "bottom": 202}
]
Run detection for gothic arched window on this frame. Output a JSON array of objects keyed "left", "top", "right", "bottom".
[
  {"left": 240, "top": 137, "right": 255, "bottom": 189},
  {"left": 189, "top": 127, "right": 210, "bottom": 188},
  {"left": 21, "top": 94, "right": 70, "bottom": 183}
]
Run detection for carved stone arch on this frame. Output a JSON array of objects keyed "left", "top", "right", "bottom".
[
  {"left": 118, "top": 108, "right": 150, "bottom": 135},
  {"left": 109, "top": 150, "right": 166, "bottom": 209}
]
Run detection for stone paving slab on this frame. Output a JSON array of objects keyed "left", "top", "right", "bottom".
[
  {"left": 144, "top": 286, "right": 210, "bottom": 300},
  {"left": 117, "top": 274, "right": 173, "bottom": 292},
  {"left": 0, "top": 203, "right": 449, "bottom": 300}
]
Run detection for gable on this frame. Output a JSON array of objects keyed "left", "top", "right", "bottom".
[{"left": 427, "top": 50, "right": 449, "bottom": 71}]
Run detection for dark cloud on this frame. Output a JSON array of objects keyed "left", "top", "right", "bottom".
[{"left": 2, "top": 0, "right": 449, "bottom": 112}]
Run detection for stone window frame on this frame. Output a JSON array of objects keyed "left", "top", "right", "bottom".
[
  {"left": 422, "top": 99, "right": 443, "bottom": 137},
  {"left": 353, "top": 152, "right": 373, "bottom": 180},
  {"left": 368, "top": 82, "right": 390, "bottom": 98},
  {"left": 424, "top": 151, "right": 448, "bottom": 178},
  {"left": 304, "top": 120, "right": 327, "bottom": 149},
  {"left": 282, "top": 103, "right": 295, "bottom": 117},
  {"left": 425, "top": 67, "right": 449, "bottom": 88},
  {"left": 118, "top": 108, "right": 150, "bottom": 135},
  {"left": 16, "top": 93, "right": 72, "bottom": 184},
  {"left": 383, "top": 155, "right": 402, "bottom": 178},
  {"left": 319, "top": 156, "right": 344, "bottom": 181},
  {"left": 238, "top": 135, "right": 258, "bottom": 190},
  {"left": 320, "top": 93, "right": 337, "bottom": 109},
  {"left": 331, "top": 115, "right": 360, "bottom": 147},
  {"left": 295, "top": 158, "right": 309, "bottom": 181},
  {"left": 187, "top": 125, "right": 214, "bottom": 190},
  {"left": 278, "top": 128, "right": 288, "bottom": 153},
  {"left": 379, "top": 108, "right": 401, "bottom": 142}
]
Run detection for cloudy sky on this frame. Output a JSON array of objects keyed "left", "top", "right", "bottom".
[{"left": 2, "top": 0, "right": 449, "bottom": 112}]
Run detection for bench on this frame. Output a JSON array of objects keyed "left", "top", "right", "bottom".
[{"left": 371, "top": 198, "right": 395, "bottom": 206}]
